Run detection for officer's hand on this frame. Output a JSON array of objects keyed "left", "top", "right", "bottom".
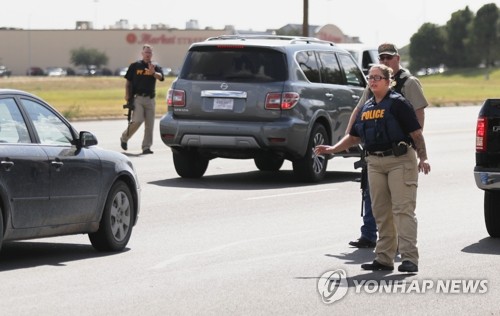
[
  {"left": 148, "top": 63, "right": 156, "bottom": 74},
  {"left": 418, "top": 159, "right": 431, "bottom": 174},
  {"left": 314, "top": 145, "right": 331, "bottom": 156}
]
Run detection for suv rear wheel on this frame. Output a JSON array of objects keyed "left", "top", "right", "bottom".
[
  {"left": 484, "top": 190, "right": 500, "bottom": 237},
  {"left": 254, "top": 154, "right": 284, "bottom": 171},
  {"left": 292, "top": 123, "right": 329, "bottom": 182},
  {"left": 173, "top": 149, "right": 209, "bottom": 178}
]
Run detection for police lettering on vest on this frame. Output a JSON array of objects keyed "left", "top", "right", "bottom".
[{"left": 361, "top": 109, "right": 385, "bottom": 120}]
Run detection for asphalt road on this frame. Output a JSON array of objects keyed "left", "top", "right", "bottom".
[{"left": 0, "top": 105, "right": 499, "bottom": 315}]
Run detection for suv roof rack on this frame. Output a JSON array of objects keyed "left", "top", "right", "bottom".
[{"left": 205, "top": 35, "right": 335, "bottom": 46}]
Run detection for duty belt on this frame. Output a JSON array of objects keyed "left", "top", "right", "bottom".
[
  {"left": 366, "top": 148, "right": 394, "bottom": 157},
  {"left": 136, "top": 92, "right": 155, "bottom": 98}
]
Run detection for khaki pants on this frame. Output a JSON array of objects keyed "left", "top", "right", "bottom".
[
  {"left": 121, "top": 95, "right": 156, "bottom": 151},
  {"left": 366, "top": 147, "right": 419, "bottom": 266}
]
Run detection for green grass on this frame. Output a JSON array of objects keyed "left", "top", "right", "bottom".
[
  {"left": 418, "top": 67, "right": 500, "bottom": 107},
  {"left": 0, "top": 76, "right": 173, "bottom": 120},
  {"left": 1, "top": 68, "right": 499, "bottom": 120}
]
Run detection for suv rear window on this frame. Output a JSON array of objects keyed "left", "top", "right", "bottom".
[{"left": 179, "top": 46, "right": 287, "bottom": 82}]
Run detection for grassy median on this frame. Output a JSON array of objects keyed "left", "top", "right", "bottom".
[
  {"left": 0, "top": 76, "right": 174, "bottom": 120},
  {"left": 1, "top": 67, "right": 499, "bottom": 120}
]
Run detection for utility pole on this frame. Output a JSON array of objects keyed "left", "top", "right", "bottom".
[{"left": 302, "top": 0, "right": 309, "bottom": 37}]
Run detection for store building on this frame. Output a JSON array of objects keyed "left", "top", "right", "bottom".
[{"left": 0, "top": 21, "right": 359, "bottom": 76}]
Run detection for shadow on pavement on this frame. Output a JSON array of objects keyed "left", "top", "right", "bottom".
[
  {"left": 0, "top": 241, "right": 127, "bottom": 272},
  {"left": 148, "top": 170, "right": 360, "bottom": 190},
  {"left": 461, "top": 237, "right": 500, "bottom": 255}
]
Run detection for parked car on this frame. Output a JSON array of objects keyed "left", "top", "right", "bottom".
[
  {"left": 115, "top": 67, "right": 128, "bottom": 76},
  {"left": 75, "top": 65, "right": 112, "bottom": 76},
  {"left": 0, "top": 89, "right": 140, "bottom": 253},
  {"left": 45, "top": 67, "right": 67, "bottom": 77},
  {"left": 0, "top": 65, "right": 12, "bottom": 77},
  {"left": 159, "top": 35, "right": 365, "bottom": 182},
  {"left": 337, "top": 43, "right": 378, "bottom": 75},
  {"left": 64, "top": 67, "right": 76, "bottom": 76},
  {"left": 415, "top": 65, "right": 447, "bottom": 76},
  {"left": 474, "top": 98, "right": 500, "bottom": 237},
  {"left": 162, "top": 67, "right": 173, "bottom": 76},
  {"left": 26, "top": 66, "right": 45, "bottom": 76}
]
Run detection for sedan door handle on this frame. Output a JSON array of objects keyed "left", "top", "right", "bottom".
[
  {"left": 1, "top": 160, "right": 14, "bottom": 172},
  {"left": 352, "top": 95, "right": 360, "bottom": 101},
  {"left": 325, "top": 93, "right": 334, "bottom": 100},
  {"left": 51, "top": 160, "right": 64, "bottom": 171}
]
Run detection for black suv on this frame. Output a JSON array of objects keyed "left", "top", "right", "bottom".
[
  {"left": 159, "top": 35, "right": 366, "bottom": 182},
  {"left": 474, "top": 98, "right": 500, "bottom": 237}
]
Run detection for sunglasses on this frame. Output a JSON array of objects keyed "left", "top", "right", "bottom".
[{"left": 379, "top": 55, "right": 395, "bottom": 61}]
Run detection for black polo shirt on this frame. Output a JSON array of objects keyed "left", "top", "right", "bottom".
[{"left": 125, "top": 60, "right": 164, "bottom": 96}]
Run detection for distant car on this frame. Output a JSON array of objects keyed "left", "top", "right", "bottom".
[
  {"left": 64, "top": 67, "right": 76, "bottom": 76},
  {"left": 115, "top": 67, "right": 128, "bottom": 76},
  {"left": 415, "top": 65, "right": 447, "bottom": 76},
  {"left": 75, "top": 65, "right": 112, "bottom": 76},
  {"left": 45, "top": 67, "right": 68, "bottom": 77},
  {"left": 26, "top": 67, "right": 45, "bottom": 76},
  {"left": 98, "top": 67, "right": 113, "bottom": 76},
  {"left": 159, "top": 35, "right": 365, "bottom": 182},
  {"left": 0, "top": 65, "right": 12, "bottom": 77},
  {"left": 0, "top": 89, "right": 141, "bottom": 253},
  {"left": 162, "top": 67, "right": 172, "bottom": 76}
]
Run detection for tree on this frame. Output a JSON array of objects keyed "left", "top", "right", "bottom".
[
  {"left": 409, "top": 23, "right": 447, "bottom": 71},
  {"left": 471, "top": 3, "right": 499, "bottom": 67},
  {"left": 445, "top": 6, "right": 477, "bottom": 67},
  {"left": 70, "top": 47, "right": 109, "bottom": 72}
]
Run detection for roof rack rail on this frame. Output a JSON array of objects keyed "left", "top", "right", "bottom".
[
  {"left": 205, "top": 34, "right": 335, "bottom": 46},
  {"left": 289, "top": 38, "right": 335, "bottom": 46}
]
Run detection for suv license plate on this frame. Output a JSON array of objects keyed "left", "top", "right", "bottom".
[{"left": 213, "top": 98, "right": 234, "bottom": 110}]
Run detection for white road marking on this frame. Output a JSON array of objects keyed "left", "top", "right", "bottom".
[{"left": 245, "top": 188, "right": 338, "bottom": 200}]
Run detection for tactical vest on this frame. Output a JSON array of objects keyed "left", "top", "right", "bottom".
[
  {"left": 355, "top": 91, "right": 409, "bottom": 151},
  {"left": 392, "top": 69, "right": 409, "bottom": 94}
]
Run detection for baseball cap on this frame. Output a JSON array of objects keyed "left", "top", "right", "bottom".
[{"left": 378, "top": 43, "right": 399, "bottom": 56}]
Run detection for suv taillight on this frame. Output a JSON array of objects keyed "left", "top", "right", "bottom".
[
  {"left": 167, "top": 89, "right": 186, "bottom": 107},
  {"left": 265, "top": 92, "right": 299, "bottom": 110},
  {"left": 476, "top": 116, "right": 487, "bottom": 152}
]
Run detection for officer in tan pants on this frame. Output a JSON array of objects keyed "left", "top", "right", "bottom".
[{"left": 315, "top": 64, "right": 430, "bottom": 273}]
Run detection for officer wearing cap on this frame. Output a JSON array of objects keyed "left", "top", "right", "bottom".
[
  {"left": 345, "top": 42, "right": 429, "bottom": 249},
  {"left": 315, "top": 63, "right": 430, "bottom": 273}
]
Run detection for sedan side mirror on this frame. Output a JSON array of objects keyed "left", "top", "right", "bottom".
[{"left": 79, "top": 131, "right": 98, "bottom": 148}]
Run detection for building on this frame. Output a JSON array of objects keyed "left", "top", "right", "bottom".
[{"left": 0, "top": 21, "right": 359, "bottom": 76}]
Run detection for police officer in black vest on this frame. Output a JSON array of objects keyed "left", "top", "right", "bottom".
[
  {"left": 346, "top": 43, "right": 428, "bottom": 249},
  {"left": 120, "top": 44, "right": 164, "bottom": 154},
  {"left": 315, "top": 64, "right": 430, "bottom": 273}
]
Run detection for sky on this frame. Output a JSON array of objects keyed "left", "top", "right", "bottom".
[{"left": 3, "top": 0, "right": 500, "bottom": 48}]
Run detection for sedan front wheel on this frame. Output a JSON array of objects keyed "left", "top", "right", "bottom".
[{"left": 89, "top": 181, "right": 134, "bottom": 251}]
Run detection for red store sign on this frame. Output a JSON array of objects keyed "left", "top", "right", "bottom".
[{"left": 126, "top": 32, "right": 208, "bottom": 45}]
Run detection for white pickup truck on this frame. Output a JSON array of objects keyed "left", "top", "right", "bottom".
[{"left": 337, "top": 43, "right": 378, "bottom": 75}]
